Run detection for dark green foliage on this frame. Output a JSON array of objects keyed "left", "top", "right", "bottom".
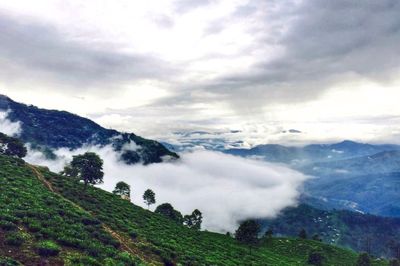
[
  {"left": 0, "top": 133, "right": 27, "bottom": 158},
  {"left": 264, "top": 228, "right": 273, "bottom": 239},
  {"left": 356, "top": 253, "right": 371, "bottom": 266},
  {"left": 260, "top": 203, "right": 400, "bottom": 257},
  {"left": 235, "top": 220, "right": 260, "bottom": 247},
  {"left": 5, "top": 232, "right": 25, "bottom": 247},
  {"left": 299, "top": 228, "right": 307, "bottom": 239},
  {"left": 143, "top": 189, "right": 156, "bottom": 208},
  {"left": 312, "top": 234, "right": 322, "bottom": 242},
  {"left": 183, "top": 209, "right": 202, "bottom": 230},
  {"left": 390, "top": 259, "right": 400, "bottom": 266},
  {"left": 0, "top": 155, "right": 140, "bottom": 264},
  {"left": 69, "top": 152, "right": 104, "bottom": 189},
  {"left": 113, "top": 181, "right": 130, "bottom": 198},
  {"left": 155, "top": 203, "right": 183, "bottom": 224},
  {"left": 307, "top": 251, "right": 325, "bottom": 266},
  {"left": 37, "top": 241, "right": 61, "bottom": 256},
  {"left": 0, "top": 155, "right": 388, "bottom": 265},
  {"left": 0, "top": 256, "right": 22, "bottom": 266},
  {"left": 0, "top": 95, "right": 179, "bottom": 165}
]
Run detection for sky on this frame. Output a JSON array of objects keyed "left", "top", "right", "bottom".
[{"left": 1, "top": 0, "right": 400, "bottom": 146}]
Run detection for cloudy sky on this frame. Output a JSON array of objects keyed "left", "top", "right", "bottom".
[{"left": 1, "top": 0, "right": 400, "bottom": 146}]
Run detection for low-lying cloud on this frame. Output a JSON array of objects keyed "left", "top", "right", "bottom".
[
  {"left": 0, "top": 110, "right": 21, "bottom": 136},
  {"left": 25, "top": 145, "right": 309, "bottom": 232}
]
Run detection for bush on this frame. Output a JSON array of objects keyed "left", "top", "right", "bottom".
[
  {"left": 0, "top": 221, "right": 17, "bottom": 231},
  {"left": 37, "top": 241, "right": 61, "bottom": 256},
  {"left": 129, "top": 230, "right": 138, "bottom": 239},
  {"left": 307, "top": 251, "right": 325, "bottom": 266},
  {"left": 5, "top": 232, "right": 25, "bottom": 247},
  {"left": 0, "top": 256, "right": 22, "bottom": 266},
  {"left": 356, "top": 253, "right": 371, "bottom": 266},
  {"left": 390, "top": 259, "right": 400, "bottom": 266}
]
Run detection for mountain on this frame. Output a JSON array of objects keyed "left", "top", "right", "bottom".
[
  {"left": 0, "top": 154, "right": 372, "bottom": 265},
  {"left": 259, "top": 204, "right": 400, "bottom": 258},
  {"left": 0, "top": 95, "right": 178, "bottom": 165},
  {"left": 225, "top": 141, "right": 400, "bottom": 217},
  {"left": 225, "top": 140, "right": 400, "bottom": 166}
]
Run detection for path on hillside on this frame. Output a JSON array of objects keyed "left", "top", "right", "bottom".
[{"left": 27, "top": 164, "right": 159, "bottom": 265}]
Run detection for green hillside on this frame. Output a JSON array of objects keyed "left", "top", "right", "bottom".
[{"left": 0, "top": 155, "right": 387, "bottom": 265}]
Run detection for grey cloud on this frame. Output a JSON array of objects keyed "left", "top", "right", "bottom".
[
  {"left": 198, "top": 0, "right": 400, "bottom": 109},
  {"left": 0, "top": 12, "right": 176, "bottom": 90},
  {"left": 173, "top": 0, "right": 216, "bottom": 14}
]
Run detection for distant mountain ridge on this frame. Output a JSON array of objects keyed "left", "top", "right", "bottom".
[
  {"left": 225, "top": 140, "right": 400, "bottom": 165},
  {"left": 0, "top": 94, "right": 179, "bottom": 164},
  {"left": 224, "top": 140, "right": 400, "bottom": 218}
]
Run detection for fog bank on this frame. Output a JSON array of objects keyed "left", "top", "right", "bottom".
[{"left": 25, "top": 145, "right": 309, "bottom": 232}]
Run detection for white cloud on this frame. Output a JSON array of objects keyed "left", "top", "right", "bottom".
[
  {"left": 0, "top": 110, "right": 21, "bottom": 136},
  {"left": 24, "top": 146, "right": 309, "bottom": 232}
]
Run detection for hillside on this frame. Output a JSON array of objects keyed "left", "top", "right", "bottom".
[
  {"left": 259, "top": 204, "right": 400, "bottom": 258},
  {"left": 0, "top": 154, "right": 382, "bottom": 265},
  {"left": 0, "top": 95, "right": 178, "bottom": 165}
]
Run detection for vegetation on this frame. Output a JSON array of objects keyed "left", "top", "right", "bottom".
[
  {"left": 260, "top": 203, "right": 400, "bottom": 257},
  {"left": 235, "top": 219, "right": 261, "bottom": 251},
  {"left": 0, "top": 95, "right": 179, "bottom": 164},
  {"left": 0, "top": 154, "right": 390, "bottom": 265},
  {"left": 0, "top": 132, "right": 27, "bottom": 158},
  {"left": 357, "top": 252, "right": 372, "bottom": 266},
  {"left": 113, "top": 181, "right": 131, "bottom": 199},
  {"left": 183, "top": 209, "right": 203, "bottom": 230},
  {"left": 68, "top": 152, "right": 104, "bottom": 189},
  {"left": 143, "top": 189, "right": 156, "bottom": 209},
  {"left": 154, "top": 203, "right": 183, "bottom": 224}
]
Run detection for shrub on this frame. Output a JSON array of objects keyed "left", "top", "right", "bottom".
[
  {"left": 307, "top": 251, "right": 325, "bottom": 266},
  {"left": 356, "top": 253, "right": 371, "bottom": 266},
  {"left": 390, "top": 259, "right": 400, "bottom": 266},
  {"left": 0, "top": 221, "right": 17, "bottom": 231},
  {"left": 129, "top": 230, "right": 138, "bottom": 239},
  {"left": 0, "top": 256, "right": 22, "bottom": 266},
  {"left": 37, "top": 241, "right": 61, "bottom": 256},
  {"left": 5, "top": 232, "right": 25, "bottom": 247}
]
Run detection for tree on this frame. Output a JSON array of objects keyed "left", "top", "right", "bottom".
[
  {"left": 155, "top": 203, "right": 183, "bottom": 224},
  {"left": 0, "top": 133, "right": 27, "bottom": 158},
  {"left": 356, "top": 253, "right": 371, "bottom": 266},
  {"left": 143, "top": 189, "right": 156, "bottom": 209},
  {"left": 307, "top": 251, "right": 325, "bottom": 266},
  {"left": 60, "top": 165, "right": 79, "bottom": 178},
  {"left": 312, "top": 234, "right": 322, "bottom": 242},
  {"left": 113, "top": 181, "right": 130, "bottom": 199},
  {"left": 390, "top": 259, "right": 400, "bottom": 266},
  {"left": 183, "top": 209, "right": 203, "bottom": 230},
  {"left": 264, "top": 227, "right": 274, "bottom": 239},
  {"left": 298, "top": 228, "right": 307, "bottom": 239},
  {"left": 235, "top": 219, "right": 260, "bottom": 254},
  {"left": 69, "top": 152, "right": 104, "bottom": 190}
]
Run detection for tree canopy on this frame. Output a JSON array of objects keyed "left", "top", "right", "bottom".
[
  {"left": 184, "top": 209, "right": 203, "bottom": 230},
  {"left": 155, "top": 203, "right": 183, "bottom": 224},
  {"left": 143, "top": 189, "right": 156, "bottom": 209},
  {"left": 68, "top": 152, "right": 104, "bottom": 189},
  {"left": 113, "top": 181, "right": 130, "bottom": 198},
  {"left": 235, "top": 219, "right": 260, "bottom": 247},
  {"left": 0, "top": 133, "right": 27, "bottom": 158}
]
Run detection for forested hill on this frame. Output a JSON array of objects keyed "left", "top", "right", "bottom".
[{"left": 0, "top": 94, "right": 178, "bottom": 164}]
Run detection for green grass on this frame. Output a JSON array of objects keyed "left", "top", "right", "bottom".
[{"left": 0, "top": 154, "right": 389, "bottom": 265}]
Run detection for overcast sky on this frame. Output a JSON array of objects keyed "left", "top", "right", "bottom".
[{"left": 1, "top": 0, "right": 400, "bottom": 146}]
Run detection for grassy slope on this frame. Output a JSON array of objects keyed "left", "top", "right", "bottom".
[{"left": 0, "top": 154, "right": 388, "bottom": 265}]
